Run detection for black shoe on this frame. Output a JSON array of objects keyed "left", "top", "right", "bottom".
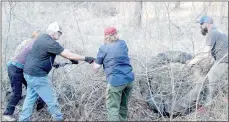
[{"left": 36, "top": 102, "right": 45, "bottom": 111}]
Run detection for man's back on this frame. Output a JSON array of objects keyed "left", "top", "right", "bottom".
[
  {"left": 24, "top": 33, "right": 64, "bottom": 76},
  {"left": 13, "top": 38, "right": 33, "bottom": 57},
  {"left": 11, "top": 38, "right": 37, "bottom": 68},
  {"left": 98, "top": 40, "right": 134, "bottom": 86},
  {"left": 207, "top": 28, "right": 228, "bottom": 63}
]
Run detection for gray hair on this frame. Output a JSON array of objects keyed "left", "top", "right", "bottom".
[{"left": 46, "top": 30, "right": 58, "bottom": 36}]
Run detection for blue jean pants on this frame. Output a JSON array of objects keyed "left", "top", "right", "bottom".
[
  {"left": 19, "top": 73, "right": 63, "bottom": 121},
  {"left": 3, "top": 64, "right": 45, "bottom": 115}
]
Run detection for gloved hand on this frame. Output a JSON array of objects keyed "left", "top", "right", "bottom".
[
  {"left": 85, "top": 56, "right": 95, "bottom": 64},
  {"left": 53, "top": 63, "right": 68, "bottom": 68},
  {"left": 70, "top": 60, "right": 79, "bottom": 64}
]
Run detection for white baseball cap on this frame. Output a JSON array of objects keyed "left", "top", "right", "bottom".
[{"left": 46, "top": 22, "right": 60, "bottom": 32}]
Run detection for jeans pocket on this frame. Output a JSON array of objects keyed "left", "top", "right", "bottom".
[
  {"left": 23, "top": 73, "right": 35, "bottom": 87},
  {"left": 32, "top": 76, "right": 49, "bottom": 89}
]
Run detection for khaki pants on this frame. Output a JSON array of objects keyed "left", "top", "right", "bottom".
[
  {"left": 172, "top": 61, "right": 228, "bottom": 113},
  {"left": 106, "top": 82, "right": 134, "bottom": 121},
  {"left": 205, "top": 62, "right": 228, "bottom": 105}
]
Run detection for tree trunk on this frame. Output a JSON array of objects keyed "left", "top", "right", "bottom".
[
  {"left": 133, "top": 1, "right": 143, "bottom": 28},
  {"left": 220, "top": 2, "right": 224, "bottom": 24},
  {"left": 203, "top": 2, "right": 208, "bottom": 15},
  {"left": 174, "top": 1, "right": 180, "bottom": 9}
]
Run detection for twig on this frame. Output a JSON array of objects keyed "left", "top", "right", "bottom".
[
  {"left": 60, "top": 62, "right": 86, "bottom": 86},
  {"left": 145, "top": 66, "right": 166, "bottom": 120},
  {"left": 86, "top": 93, "right": 106, "bottom": 119},
  {"left": 195, "top": 2, "right": 212, "bottom": 21}
]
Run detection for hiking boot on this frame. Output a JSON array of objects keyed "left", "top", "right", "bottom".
[
  {"left": 3, "top": 115, "right": 16, "bottom": 121},
  {"left": 36, "top": 102, "right": 46, "bottom": 111}
]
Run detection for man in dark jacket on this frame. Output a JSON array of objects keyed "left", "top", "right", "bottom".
[{"left": 19, "top": 22, "right": 95, "bottom": 121}]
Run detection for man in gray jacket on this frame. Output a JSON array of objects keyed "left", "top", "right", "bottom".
[{"left": 173, "top": 16, "right": 228, "bottom": 113}]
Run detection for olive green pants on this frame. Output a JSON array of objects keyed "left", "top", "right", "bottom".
[{"left": 106, "top": 82, "right": 134, "bottom": 121}]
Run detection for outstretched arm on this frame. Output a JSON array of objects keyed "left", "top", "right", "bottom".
[
  {"left": 60, "top": 49, "right": 85, "bottom": 61},
  {"left": 60, "top": 49, "right": 95, "bottom": 64}
]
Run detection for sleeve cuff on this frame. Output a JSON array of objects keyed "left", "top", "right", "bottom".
[
  {"left": 56, "top": 47, "right": 65, "bottom": 55},
  {"left": 95, "top": 58, "right": 103, "bottom": 65}
]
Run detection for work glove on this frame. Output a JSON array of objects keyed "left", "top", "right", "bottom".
[
  {"left": 84, "top": 56, "right": 95, "bottom": 64},
  {"left": 53, "top": 62, "right": 68, "bottom": 68},
  {"left": 70, "top": 60, "right": 79, "bottom": 64}
]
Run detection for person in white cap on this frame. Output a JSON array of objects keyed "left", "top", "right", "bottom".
[{"left": 19, "top": 22, "right": 95, "bottom": 121}]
